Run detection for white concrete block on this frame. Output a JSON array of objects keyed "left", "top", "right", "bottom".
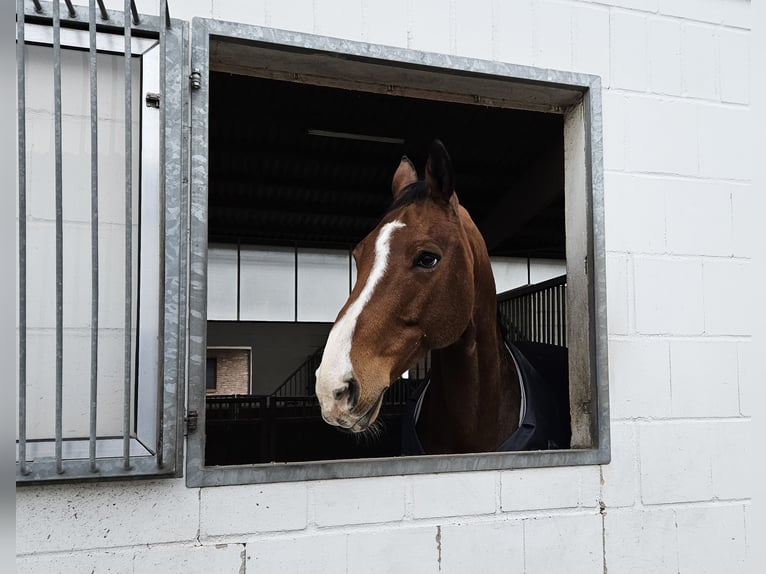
[
  {"left": 501, "top": 466, "right": 599, "bottom": 512},
  {"left": 346, "top": 526, "right": 439, "bottom": 574},
  {"left": 665, "top": 180, "right": 733, "bottom": 256},
  {"left": 698, "top": 105, "right": 752, "bottom": 180},
  {"left": 659, "top": 0, "right": 723, "bottom": 24},
  {"left": 604, "top": 507, "right": 678, "bottom": 573},
  {"left": 15, "top": 479, "right": 199, "bottom": 554},
  {"left": 611, "top": 11, "right": 648, "bottom": 91},
  {"left": 603, "top": 172, "right": 666, "bottom": 253},
  {"left": 454, "top": 0, "right": 493, "bottom": 61},
  {"left": 606, "top": 254, "right": 630, "bottom": 335},
  {"left": 200, "top": 482, "right": 308, "bottom": 536},
  {"left": 670, "top": 340, "right": 739, "bottom": 417},
  {"left": 17, "top": 550, "right": 134, "bottom": 574},
  {"left": 703, "top": 259, "right": 751, "bottom": 336},
  {"left": 440, "top": 519, "right": 524, "bottom": 574},
  {"left": 721, "top": 0, "right": 751, "bottom": 29},
  {"left": 681, "top": 23, "right": 718, "bottom": 99},
  {"left": 315, "top": 0, "right": 363, "bottom": 41},
  {"left": 608, "top": 0, "right": 659, "bottom": 10},
  {"left": 313, "top": 476, "right": 406, "bottom": 527},
  {"left": 362, "top": 0, "right": 408, "bottom": 48},
  {"left": 710, "top": 420, "right": 751, "bottom": 500},
  {"left": 409, "top": 0, "right": 451, "bottom": 55},
  {"left": 731, "top": 185, "right": 757, "bottom": 258},
  {"left": 737, "top": 341, "right": 756, "bottom": 416},
  {"left": 133, "top": 544, "right": 245, "bottom": 574},
  {"left": 676, "top": 504, "right": 747, "bottom": 573},
  {"left": 16, "top": 550, "right": 132, "bottom": 574},
  {"left": 247, "top": 533, "right": 347, "bottom": 574},
  {"left": 411, "top": 472, "right": 496, "bottom": 519},
  {"left": 624, "top": 96, "right": 698, "bottom": 175},
  {"left": 213, "top": 0, "right": 266, "bottom": 25},
  {"left": 533, "top": 1, "right": 572, "bottom": 72},
  {"left": 639, "top": 421, "right": 713, "bottom": 504},
  {"left": 600, "top": 422, "right": 639, "bottom": 508},
  {"left": 524, "top": 513, "right": 603, "bottom": 573},
  {"left": 608, "top": 339, "right": 671, "bottom": 419},
  {"left": 718, "top": 30, "right": 750, "bottom": 104},
  {"left": 493, "top": 0, "right": 535, "bottom": 65},
  {"left": 267, "top": 0, "right": 314, "bottom": 34},
  {"left": 602, "top": 92, "right": 626, "bottom": 170},
  {"left": 648, "top": 18, "right": 682, "bottom": 95},
  {"left": 159, "top": 0, "right": 212, "bottom": 21},
  {"left": 634, "top": 257, "right": 704, "bottom": 335},
  {"left": 571, "top": 4, "right": 610, "bottom": 83}
]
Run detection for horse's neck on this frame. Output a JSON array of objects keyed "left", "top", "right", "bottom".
[{"left": 418, "top": 303, "right": 520, "bottom": 454}]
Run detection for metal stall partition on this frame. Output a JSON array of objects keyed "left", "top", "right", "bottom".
[{"left": 16, "top": 0, "right": 188, "bottom": 483}]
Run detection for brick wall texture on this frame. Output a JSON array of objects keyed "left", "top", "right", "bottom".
[
  {"left": 206, "top": 348, "right": 250, "bottom": 395},
  {"left": 17, "top": 1, "right": 757, "bottom": 573}
]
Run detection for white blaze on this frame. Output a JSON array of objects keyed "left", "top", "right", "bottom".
[{"left": 315, "top": 220, "right": 405, "bottom": 408}]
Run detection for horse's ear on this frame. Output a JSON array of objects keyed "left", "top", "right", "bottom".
[
  {"left": 392, "top": 156, "right": 418, "bottom": 199},
  {"left": 425, "top": 139, "right": 455, "bottom": 203}
]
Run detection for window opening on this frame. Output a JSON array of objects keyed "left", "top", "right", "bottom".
[
  {"left": 204, "top": 73, "right": 568, "bottom": 465},
  {"left": 187, "top": 20, "right": 609, "bottom": 486}
]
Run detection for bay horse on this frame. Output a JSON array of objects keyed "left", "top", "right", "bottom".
[{"left": 315, "top": 140, "right": 568, "bottom": 455}]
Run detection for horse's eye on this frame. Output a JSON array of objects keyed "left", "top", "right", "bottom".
[{"left": 414, "top": 252, "right": 440, "bottom": 269}]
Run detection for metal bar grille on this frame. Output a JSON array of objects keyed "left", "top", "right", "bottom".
[
  {"left": 122, "top": 0, "right": 134, "bottom": 471},
  {"left": 17, "top": 0, "right": 186, "bottom": 484},
  {"left": 497, "top": 275, "right": 567, "bottom": 347},
  {"left": 17, "top": 0, "right": 28, "bottom": 477},
  {"left": 53, "top": 0, "right": 64, "bottom": 475},
  {"left": 88, "top": 0, "right": 100, "bottom": 473}
]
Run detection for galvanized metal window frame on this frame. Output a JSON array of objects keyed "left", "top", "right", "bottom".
[
  {"left": 16, "top": 1, "right": 188, "bottom": 483},
  {"left": 186, "top": 18, "right": 609, "bottom": 487}
]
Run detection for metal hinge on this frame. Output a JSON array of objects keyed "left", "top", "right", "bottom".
[
  {"left": 185, "top": 409, "right": 198, "bottom": 433},
  {"left": 189, "top": 67, "right": 202, "bottom": 90},
  {"left": 145, "top": 92, "right": 161, "bottom": 108}
]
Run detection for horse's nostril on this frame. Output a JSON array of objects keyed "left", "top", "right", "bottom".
[{"left": 333, "top": 384, "right": 348, "bottom": 401}]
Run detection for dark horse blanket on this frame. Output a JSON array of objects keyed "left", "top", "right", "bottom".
[{"left": 401, "top": 340, "right": 571, "bottom": 455}]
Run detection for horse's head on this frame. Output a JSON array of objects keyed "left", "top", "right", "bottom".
[{"left": 315, "top": 140, "right": 483, "bottom": 432}]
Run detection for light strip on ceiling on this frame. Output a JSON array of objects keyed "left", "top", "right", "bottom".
[{"left": 307, "top": 129, "right": 405, "bottom": 145}]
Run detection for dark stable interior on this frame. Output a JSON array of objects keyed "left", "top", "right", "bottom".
[{"left": 205, "top": 71, "right": 565, "bottom": 465}]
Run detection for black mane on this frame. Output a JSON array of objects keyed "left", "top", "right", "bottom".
[{"left": 387, "top": 180, "right": 429, "bottom": 214}]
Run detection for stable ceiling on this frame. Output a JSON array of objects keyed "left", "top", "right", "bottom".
[{"left": 208, "top": 71, "right": 565, "bottom": 259}]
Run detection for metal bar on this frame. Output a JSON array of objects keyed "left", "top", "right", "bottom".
[
  {"left": 31, "top": 0, "right": 42, "bottom": 13},
  {"left": 64, "top": 0, "right": 76, "bottom": 18},
  {"left": 96, "top": 0, "right": 108, "bottom": 20},
  {"left": 53, "top": 0, "right": 64, "bottom": 475},
  {"left": 122, "top": 0, "right": 133, "bottom": 470},
  {"left": 88, "top": 0, "right": 100, "bottom": 473},
  {"left": 130, "top": 0, "right": 140, "bottom": 25},
  {"left": 17, "top": 0, "right": 29, "bottom": 476}
]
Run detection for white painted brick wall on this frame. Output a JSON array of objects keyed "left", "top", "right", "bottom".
[
  {"left": 524, "top": 513, "right": 604, "bottom": 572},
  {"left": 608, "top": 339, "right": 671, "bottom": 418},
  {"left": 439, "top": 519, "right": 524, "bottom": 573},
  {"left": 17, "top": 1, "right": 756, "bottom": 573},
  {"left": 669, "top": 340, "right": 740, "bottom": 417},
  {"left": 605, "top": 507, "right": 679, "bottom": 573},
  {"left": 676, "top": 504, "right": 748, "bottom": 574},
  {"left": 410, "top": 472, "right": 496, "bottom": 519},
  {"left": 313, "top": 476, "right": 406, "bottom": 526},
  {"left": 634, "top": 257, "right": 704, "bottom": 335},
  {"left": 501, "top": 466, "right": 600, "bottom": 511},
  {"left": 199, "top": 482, "right": 308, "bottom": 536}
]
